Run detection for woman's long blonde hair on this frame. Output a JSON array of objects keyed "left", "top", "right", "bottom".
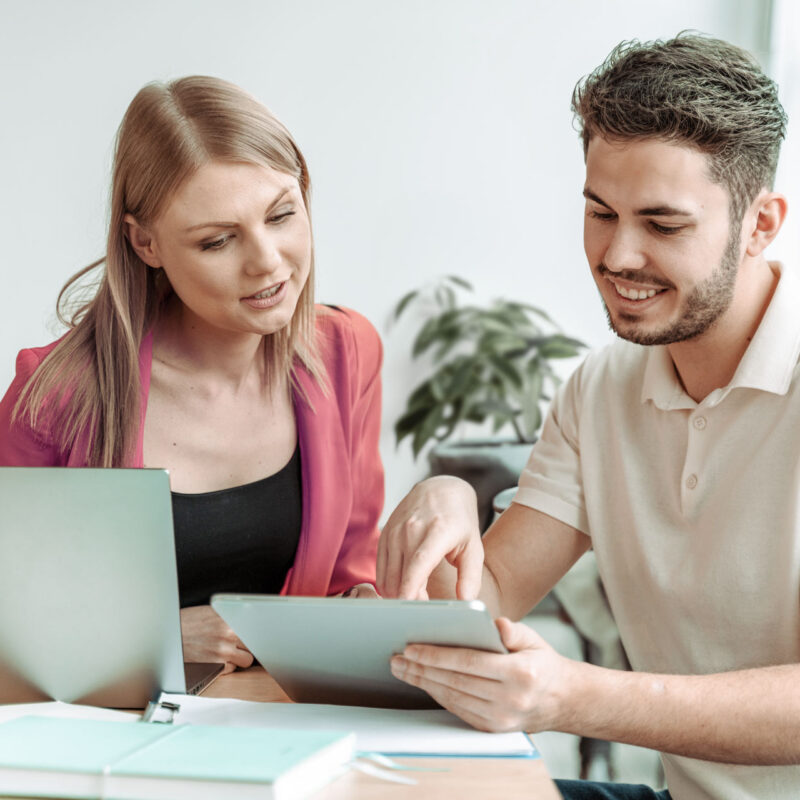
[{"left": 14, "top": 76, "right": 320, "bottom": 467}]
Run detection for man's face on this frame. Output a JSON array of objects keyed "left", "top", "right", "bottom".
[{"left": 583, "top": 137, "right": 742, "bottom": 346}]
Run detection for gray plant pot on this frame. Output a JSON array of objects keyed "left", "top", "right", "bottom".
[{"left": 427, "top": 439, "right": 535, "bottom": 532}]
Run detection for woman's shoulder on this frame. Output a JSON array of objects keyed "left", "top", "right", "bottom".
[
  {"left": 8, "top": 336, "right": 67, "bottom": 386},
  {"left": 315, "top": 304, "right": 379, "bottom": 342},
  {"left": 314, "top": 305, "right": 383, "bottom": 376},
  {"left": 0, "top": 337, "right": 69, "bottom": 464}
]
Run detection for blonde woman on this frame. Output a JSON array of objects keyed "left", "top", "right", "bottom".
[{"left": 0, "top": 77, "right": 383, "bottom": 674}]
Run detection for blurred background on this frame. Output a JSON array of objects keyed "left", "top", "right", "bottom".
[{"left": 1, "top": 0, "right": 796, "bottom": 517}]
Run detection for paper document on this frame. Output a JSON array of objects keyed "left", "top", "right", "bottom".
[
  {"left": 159, "top": 693, "right": 538, "bottom": 758},
  {"left": 0, "top": 701, "right": 138, "bottom": 725}
]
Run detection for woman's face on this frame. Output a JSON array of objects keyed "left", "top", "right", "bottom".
[{"left": 139, "top": 160, "right": 311, "bottom": 341}]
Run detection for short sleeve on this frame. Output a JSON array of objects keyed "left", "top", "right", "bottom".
[{"left": 512, "top": 364, "right": 590, "bottom": 536}]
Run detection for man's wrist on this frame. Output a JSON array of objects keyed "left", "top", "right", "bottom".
[
  {"left": 420, "top": 474, "right": 477, "bottom": 499},
  {"left": 548, "top": 656, "right": 602, "bottom": 736}
]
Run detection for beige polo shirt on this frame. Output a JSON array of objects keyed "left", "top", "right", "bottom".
[{"left": 514, "top": 262, "right": 800, "bottom": 800}]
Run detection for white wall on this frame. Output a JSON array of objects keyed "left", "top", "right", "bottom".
[
  {"left": 1, "top": 0, "right": 788, "bottom": 520},
  {"left": 771, "top": 0, "right": 800, "bottom": 265}
]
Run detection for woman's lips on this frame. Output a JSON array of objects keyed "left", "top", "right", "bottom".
[{"left": 241, "top": 281, "right": 288, "bottom": 308}]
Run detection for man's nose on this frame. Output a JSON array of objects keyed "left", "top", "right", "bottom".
[{"left": 602, "top": 225, "right": 647, "bottom": 273}]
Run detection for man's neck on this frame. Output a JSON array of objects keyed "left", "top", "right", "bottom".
[{"left": 667, "top": 259, "right": 779, "bottom": 403}]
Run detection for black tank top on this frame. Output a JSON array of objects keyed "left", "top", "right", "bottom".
[{"left": 171, "top": 444, "right": 302, "bottom": 608}]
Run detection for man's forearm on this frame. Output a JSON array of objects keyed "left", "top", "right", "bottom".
[
  {"left": 426, "top": 559, "right": 504, "bottom": 612},
  {"left": 557, "top": 660, "right": 800, "bottom": 765}
]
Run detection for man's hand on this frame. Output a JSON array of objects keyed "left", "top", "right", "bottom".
[
  {"left": 389, "top": 617, "right": 572, "bottom": 733},
  {"left": 391, "top": 616, "right": 800, "bottom": 764},
  {"left": 377, "top": 475, "right": 484, "bottom": 600},
  {"left": 180, "top": 605, "right": 255, "bottom": 675}
]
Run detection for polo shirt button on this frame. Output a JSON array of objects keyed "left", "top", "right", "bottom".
[
  {"left": 685, "top": 474, "right": 698, "bottom": 490},
  {"left": 693, "top": 416, "right": 707, "bottom": 430}
]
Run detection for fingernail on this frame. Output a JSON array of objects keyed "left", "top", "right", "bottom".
[{"left": 390, "top": 656, "right": 406, "bottom": 674}]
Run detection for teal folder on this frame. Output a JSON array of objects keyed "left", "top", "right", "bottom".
[{"left": 0, "top": 715, "right": 355, "bottom": 799}]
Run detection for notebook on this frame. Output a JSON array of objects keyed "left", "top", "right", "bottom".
[
  {"left": 0, "top": 467, "right": 222, "bottom": 708},
  {"left": 0, "top": 715, "right": 354, "bottom": 800}
]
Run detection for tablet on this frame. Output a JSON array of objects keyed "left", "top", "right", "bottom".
[{"left": 210, "top": 595, "right": 506, "bottom": 709}]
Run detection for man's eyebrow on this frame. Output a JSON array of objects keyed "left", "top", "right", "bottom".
[
  {"left": 583, "top": 188, "right": 693, "bottom": 217},
  {"left": 635, "top": 204, "right": 694, "bottom": 217},
  {"left": 583, "top": 188, "right": 610, "bottom": 208},
  {"left": 184, "top": 187, "right": 292, "bottom": 232}
]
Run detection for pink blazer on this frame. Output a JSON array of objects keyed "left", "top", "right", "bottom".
[{"left": 0, "top": 306, "right": 383, "bottom": 596}]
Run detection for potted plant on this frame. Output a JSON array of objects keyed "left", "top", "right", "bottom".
[{"left": 392, "top": 276, "right": 585, "bottom": 529}]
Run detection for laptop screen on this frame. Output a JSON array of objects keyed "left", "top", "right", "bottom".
[{"left": 0, "top": 467, "right": 188, "bottom": 707}]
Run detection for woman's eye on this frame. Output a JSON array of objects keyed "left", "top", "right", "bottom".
[
  {"left": 200, "top": 235, "right": 231, "bottom": 251},
  {"left": 268, "top": 210, "right": 296, "bottom": 225}
]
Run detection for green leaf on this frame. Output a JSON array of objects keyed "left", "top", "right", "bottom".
[
  {"left": 446, "top": 275, "right": 473, "bottom": 291},
  {"left": 521, "top": 369, "right": 544, "bottom": 439},
  {"left": 434, "top": 284, "right": 450, "bottom": 309},
  {"left": 491, "top": 413, "right": 509, "bottom": 434},
  {"left": 412, "top": 317, "right": 443, "bottom": 357},
  {"left": 537, "top": 338, "right": 584, "bottom": 359},
  {"left": 478, "top": 332, "right": 528, "bottom": 355},
  {"left": 435, "top": 307, "right": 465, "bottom": 330},
  {"left": 508, "top": 302, "right": 556, "bottom": 325},
  {"left": 405, "top": 379, "right": 435, "bottom": 410},
  {"left": 392, "top": 290, "right": 419, "bottom": 320},
  {"left": 411, "top": 406, "right": 445, "bottom": 458},
  {"left": 395, "top": 404, "right": 434, "bottom": 443},
  {"left": 498, "top": 305, "right": 541, "bottom": 331},
  {"left": 524, "top": 357, "right": 545, "bottom": 389},
  {"left": 430, "top": 372, "right": 449, "bottom": 402},
  {"left": 480, "top": 311, "right": 514, "bottom": 333},
  {"left": 472, "top": 398, "right": 517, "bottom": 418},
  {"left": 464, "top": 408, "right": 487, "bottom": 423},
  {"left": 436, "top": 398, "right": 467, "bottom": 441},
  {"left": 443, "top": 358, "right": 477, "bottom": 399},
  {"left": 482, "top": 308, "right": 519, "bottom": 328},
  {"left": 487, "top": 354, "right": 523, "bottom": 389},
  {"left": 432, "top": 331, "right": 464, "bottom": 363},
  {"left": 552, "top": 333, "right": 587, "bottom": 349}
]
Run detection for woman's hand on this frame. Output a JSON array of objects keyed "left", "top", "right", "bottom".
[
  {"left": 377, "top": 475, "right": 484, "bottom": 600},
  {"left": 341, "top": 583, "right": 381, "bottom": 599},
  {"left": 389, "top": 617, "right": 574, "bottom": 733},
  {"left": 180, "top": 605, "right": 254, "bottom": 675}
]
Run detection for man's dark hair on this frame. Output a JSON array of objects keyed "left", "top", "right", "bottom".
[{"left": 571, "top": 33, "right": 787, "bottom": 221}]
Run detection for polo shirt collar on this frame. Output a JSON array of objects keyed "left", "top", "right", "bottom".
[{"left": 641, "top": 262, "right": 800, "bottom": 410}]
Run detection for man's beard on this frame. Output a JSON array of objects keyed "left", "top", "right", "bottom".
[{"left": 599, "top": 226, "right": 742, "bottom": 347}]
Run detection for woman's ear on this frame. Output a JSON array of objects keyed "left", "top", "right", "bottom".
[
  {"left": 744, "top": 191, "right": 788, "bottom": 258},
  {"left": 123, "top": 213, "right": 162, "bottom": 268}
]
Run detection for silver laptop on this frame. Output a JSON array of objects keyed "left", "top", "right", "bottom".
[{"left": 0, "top": 467, "right": 222, "bottom": 708}]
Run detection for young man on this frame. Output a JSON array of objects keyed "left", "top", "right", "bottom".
[{"left": 377, "top": 34, "right": 798, "bottom": 800}]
